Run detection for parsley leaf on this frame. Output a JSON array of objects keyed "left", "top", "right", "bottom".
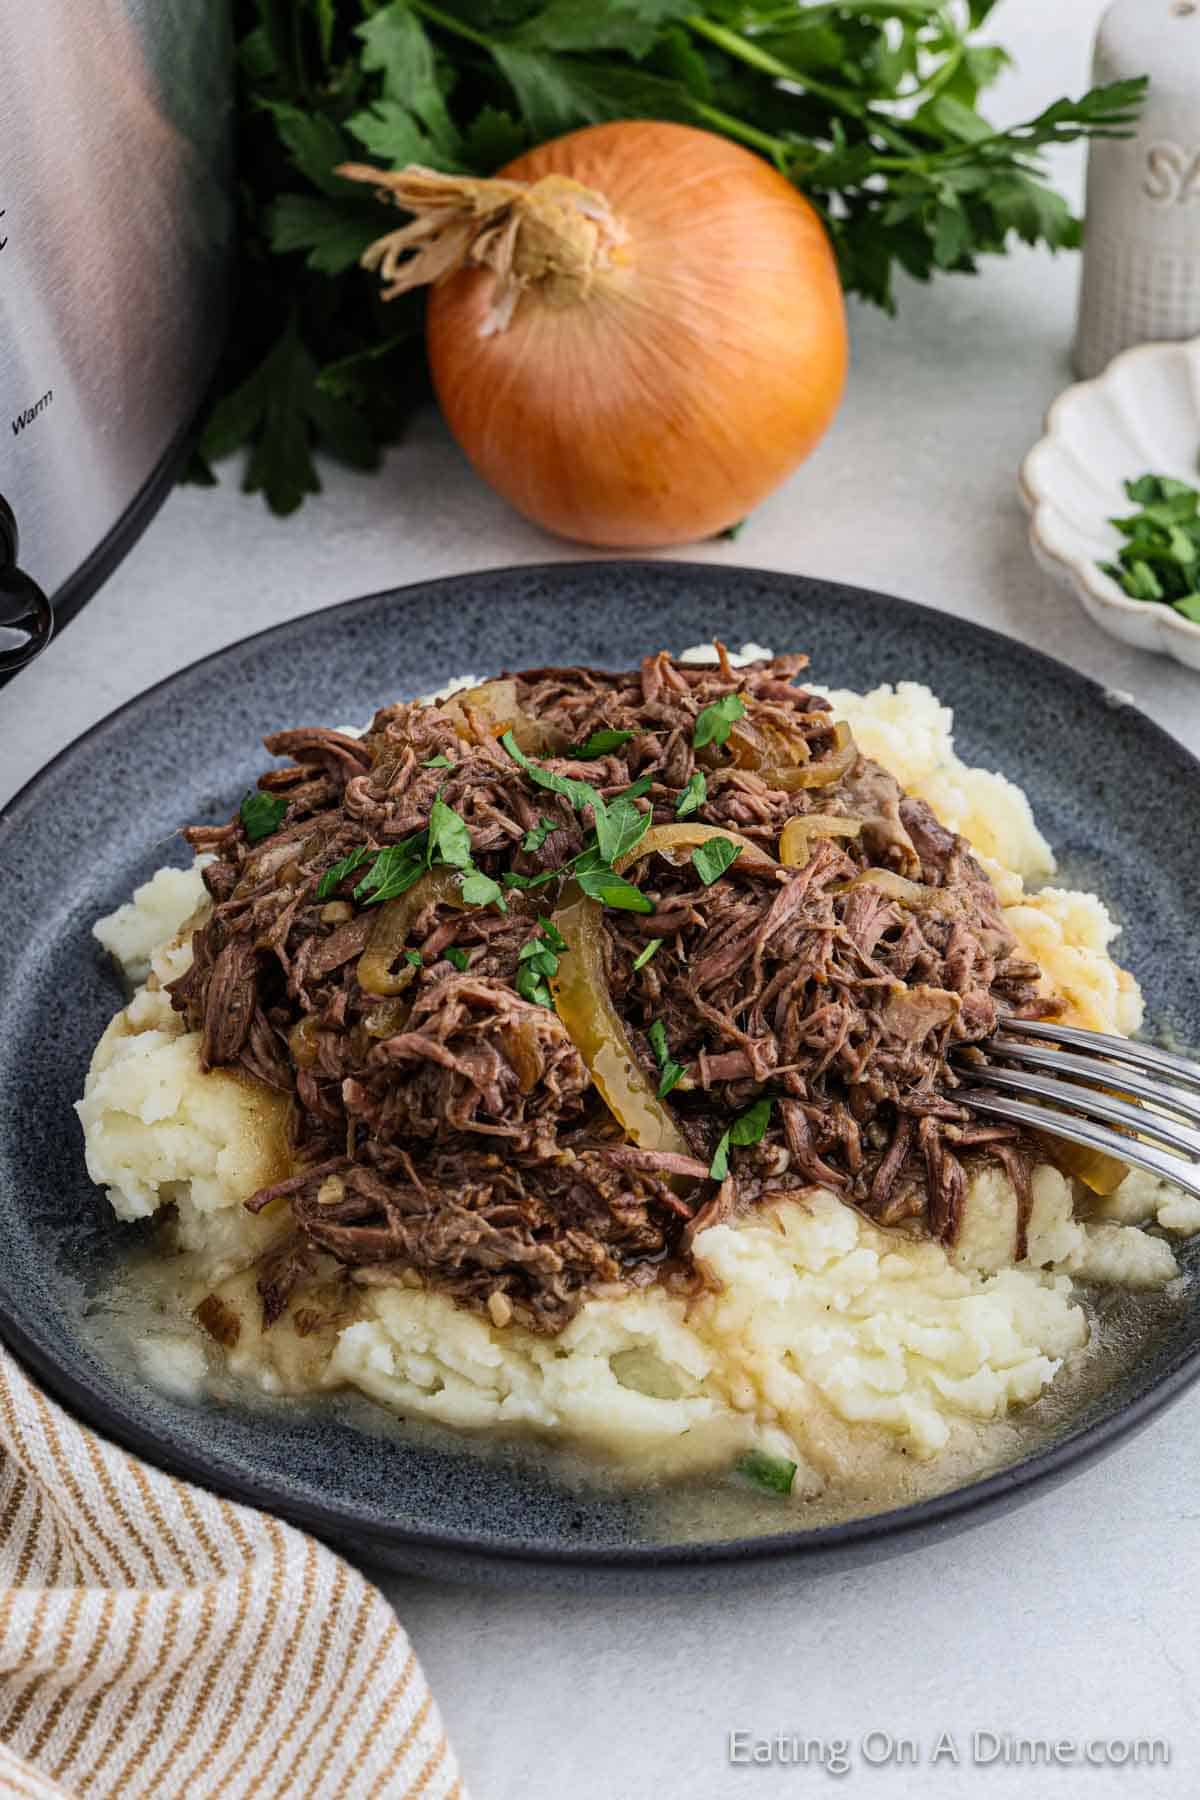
[
  {"left": 535, "top": 915, "right": 568, "bottom": 953},
  {"left": 427, "top": 796, "right": 473, "bottom": 869},
  {"left": 1102, "top": 469, "right": 1200, "bottom": 614},
  {"left": 591, "top": 793, "right": 651, "bottom": 867},
  {"left": 567, "top": 728, "right": 636, "bottom": 759},
  {"left": 501, "top": 865, "right": 563, "bottom": 892},
  {"left": 199, "top": 316, "right": 379, "bottom": 516},
  {"left": 404, "top": 949, "right": 423, "bottom": 968},
  {"left": 619, "top": 772, "right": 654, "bottom": 801},
  {"left": 647, "top": 1018, "right": 686, "bottom": 1098},
  {"left": 444, "top": 946, "right": 470, "bottom": 972},
  {"left": 709, "top": 1097, "right": 774, "bottom": 1180},
  {"left": 632, "top": 937, "right": 663, "bottom": 971},
  {"left": 423, "top": 754, "right": 454, "bottom": 769},
  {"left": 460, "top": 869, "right": 507, "bottom": 912},
  {"left": 515, "top": 922, "right": 564, "bottom": 1007},
  {"left": 691, "top": 837, "right": 742, "bottom": 886},
  {"left": 676, "top": 771, "right": 707, "bottom": 819},
  {"left": 692, "top": 694, "right": 745, "bottom": 750},
  {"left": 575, "top": 861, "right": 654, "bottom": 913},
  {"left": 736, "top": 1450, "right": 797, "bottom": 1497},
  {"left": 500, "top": 731, "right": 599, "bottom": 810},
  {"left": 316, "top": 843, "right": 374, "bottom": 899},
  {"left": 521, "top": 816, "right": 560, "bottom": 854},
  {"left": 240, "top": 791, "right": 288, "bottom": 842},
  {"left": 501, "top": 736, "right": 654, "bottom": 911},
  {"left": 354, "top": 836, "right": 426, "bottom": 904}
]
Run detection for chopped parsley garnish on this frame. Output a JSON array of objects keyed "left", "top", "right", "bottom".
[
  {"left": 619, "top": 772, "right": 654, "bottom": 801},
  {"left": 536, "top": 915, "right": 567, "bottom": 953},
  {"left": 422, "top": 754, "right": 454, "bottom": 769},
  {"left": 515, "top": 922, "right": 564, "bottom": 1008},
  {"left": 567, "top": 728, "right": 635, "bottom": 759},
  {"left": 692, "top": 693, "right": 745, "bottom": 750},
  {"left": 521, "top": 816, "right": 559, "bottom": 854},
  {"left": 737, "top": 1450, "right": 797, "bottom": 1496},
  {"left": 354, "top": 836, "right": 426, "bottom": 904},
  {"left": 632, "top": 938, "right": 663, "bottom": 971},
  {"left": 460, "top": 869, "right": 507, "bottom": 911},
  {"left": 501, "top": 865, "right": 562, "bottom": 893},
  {"left": 574, "top": 861, "right": 655, "bottom": 913},
  {"left": 501, "top": 733, "right": 653, "bottom": 914},
  {"left": 500, "top": 731, "right": 600, "bottom": 810},
  {"left": 317, "top": 843, "right": 374, "bottom": 899},
  {"left": 675, "top": 771, "right": 707, "bottom": 819},
  {"left": 240, "top": 790, "right": 288, "bottom": 842},
  {"left": 592, "top": 794, "right": 651, "bottom": 867},
  {"left": 444, "top": 946, "right": 470, "bottom": 972},
  {"left": 1100, "top": 473, "right": 1200, "bottom": 621},
  {"left": 427, "top": 795, "right": 473, "bottom": 869},
  {"left": 328, "top": 798, "right": 505, "bottom": 913},
  {"left": 709, "top": 1097, "right": 774, "bottom": 1180},
  {"left": 647, "top": 1018, "right": 686, "bottom": 1099},
  {"left": 691, "top": 837, "right": 742, "bottom": 886},
  {"left": 404, "top": 949, "right": 423, "bottom": 968}
]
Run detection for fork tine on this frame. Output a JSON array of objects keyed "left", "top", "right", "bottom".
[
  {"left": 994, "top": 1017, "right": 1200, "bottom": 1093},
  {"left": 960, "top": 1089, "right": 1200, "bottom": 1201},
  {"left": 958, "top": 1064, "right": 1200, "bottom": 1160},
  {"left": 980, "top": 1037, "right": 1200, "bottom": 1128}
]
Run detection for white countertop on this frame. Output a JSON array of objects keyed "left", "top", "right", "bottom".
[{"left": 5, "top": 3, "right": 1198, "bottom": 1795}]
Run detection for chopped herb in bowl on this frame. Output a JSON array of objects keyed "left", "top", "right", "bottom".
[{"left": 1100, "top": 475, "right": 1200, "bottom": 624}]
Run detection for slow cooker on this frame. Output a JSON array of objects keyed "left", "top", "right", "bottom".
[{"left": 0, "top": 1, "right": 233, "bottom": 678}]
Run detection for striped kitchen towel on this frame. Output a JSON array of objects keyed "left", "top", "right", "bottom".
[{"left": 0, "top": 1346, "right": 465, "bottom": 1799}]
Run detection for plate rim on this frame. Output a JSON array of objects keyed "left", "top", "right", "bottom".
[{"left": 4, "top": 557, "right": 1199, "bottom": 1572}]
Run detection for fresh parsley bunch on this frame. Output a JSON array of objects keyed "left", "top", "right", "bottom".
[{"left": 197, "top": 0, "right": 1145, "bottom": 514}]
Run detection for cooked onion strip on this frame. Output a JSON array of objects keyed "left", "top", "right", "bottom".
[
  {"left": 549, "top": 893, "right": 693, "bottom": 1161},
  {"left": 758, "top": 720, "right": 856, "bottom": 790},
  {"left": 357, "top": 868, "right": 465, "bottom": 996},
  {"left": 725, "top": 715, "right": 810, "bottom": 771},
  {"left": 613, "top": 822, "right": 777, "bottom": 876},
  {"left": 1036, "top": 1134, "right": 1130, "bottom": 1195},
  {"left": 779, "top": 814, "right": 862, "bottom": 864},
  {"left": 836, "top": 867, "right": 963, "bottom": 914},
  {"left": 450, "top": 679, "right": 564, "bottom": 753}
]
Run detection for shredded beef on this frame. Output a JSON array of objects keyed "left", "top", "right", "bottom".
[{"left": 169, "top": 647, "right": 1056, "bottom": 1335}]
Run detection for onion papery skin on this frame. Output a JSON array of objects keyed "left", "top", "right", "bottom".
[{"left": 424, "top": 122, "right": 849, "bottom": 548}]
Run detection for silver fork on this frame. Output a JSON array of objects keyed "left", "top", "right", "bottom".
[{"left": 955, "top": 1016, "right": 1200, "bottom": 1200}]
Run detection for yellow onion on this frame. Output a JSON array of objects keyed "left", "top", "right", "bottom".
[
  {"left": 756, "top": 721, "right": 856, "bottom": 791},
  {"left": 548, "top": 894, "right": 692, "bottom": 1158},
  {"left": 446, "top": 680, "right": 565, "bottom": 754},
  {"left": 339, "top": 122, "right": 847, "bottom": 547},
  {"left": 613, "top": 821, "right": 777, "bottom": 876},
  {"left": 779, "top": 814, "right": 863, "bottom": 864},
  {"left": 548, "top": 824, "right": 775, "bottom": 1165},
  {"left": 834, "top": 867, "right": 963, "bottom": 915},
  {"left": 288, "top": 1015, "right": 322, "bottom": 1068},
  {"left": 357, "top": 867, "right": 465, "bottom": 997},
  {"left": 1037, "top": 1134, "right": 1130, "bottom": 1196},
  {"left": 724, "top": 714, "right": 811, "bottom": 772}
]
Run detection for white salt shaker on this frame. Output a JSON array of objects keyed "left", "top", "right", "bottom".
[{"left": 1074, "top": 0, "right": 1200, "bottom": 377}]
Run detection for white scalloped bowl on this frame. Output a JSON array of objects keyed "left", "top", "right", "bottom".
[{"left": 1020, "top": 337, "right": 1200, "bottom": 671}]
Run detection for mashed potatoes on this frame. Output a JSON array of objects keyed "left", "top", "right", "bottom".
[{"left": 77, "top": 671, "right": 1198, "bottom": 1502}]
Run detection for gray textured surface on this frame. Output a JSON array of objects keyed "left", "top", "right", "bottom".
[{"left": 2, "top": 1, "right": 1198, "bottom": 1793}]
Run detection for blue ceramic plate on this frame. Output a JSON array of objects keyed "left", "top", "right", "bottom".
[{"left": 1, "top": 562, "right": 1198, "bottom": 1590}]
